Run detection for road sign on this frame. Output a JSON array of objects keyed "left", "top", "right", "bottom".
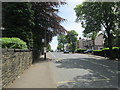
[
  {"left": 42, "top": 39, "right": 45, "bottom": 43},
  {"left": 44, "top": 47, "right": 46, "bottom": 53}
]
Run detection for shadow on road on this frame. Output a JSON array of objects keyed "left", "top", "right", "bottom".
[{"left": 55, "top": 57, "right": 118, "bottom": 88}]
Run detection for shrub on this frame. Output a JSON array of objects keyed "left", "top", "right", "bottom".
[
  {"left": 75, "top": 48, "right": 87, "bottom": 53},
  {"left": 93, "top": 50, "right": 103, "bottom": 56},
  {"left": 1, "top": 37, "right": 27, "bottom": 49},
  {"left": 93, "top": 47, "right": 120, "bottom": 60}
]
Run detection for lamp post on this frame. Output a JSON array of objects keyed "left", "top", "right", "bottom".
[{"left": 42, "top": 29, "right": 47, "bottom": 60}]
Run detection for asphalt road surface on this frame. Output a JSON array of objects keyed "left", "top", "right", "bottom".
[{"left": 48, "top": 52, "right": 119, "bottom": 88}]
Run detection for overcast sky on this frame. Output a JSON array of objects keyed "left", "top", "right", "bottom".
[{"left": 50, "top": 0, "right": 84, "bottom": 50}]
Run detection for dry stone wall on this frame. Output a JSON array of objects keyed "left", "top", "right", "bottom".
[{"left": 2, "top": 49, "right": 32, "bottom": 88}]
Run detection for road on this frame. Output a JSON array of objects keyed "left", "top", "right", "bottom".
[{"left": 48, "top": 52, "right": 119, "bottom": 88}]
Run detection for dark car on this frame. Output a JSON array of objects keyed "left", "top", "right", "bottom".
[
  {"left": 64, "top": 50, "right": 69, "bottom": 53},
  {"left": 83, "top": 49, "right": 93, "bottom": 54}
]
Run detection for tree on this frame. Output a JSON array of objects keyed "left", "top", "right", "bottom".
[
  {"left": 74, "top": 2, "right": 119, "bottom": 59},
  {"left": 2, "top": 2, "right": 66, "bottom": 60},
  {"left": 57, "top": 44, "right": 63, "bottom": 51},
  {"left": 47, "top": 44, "right": 51, "bottom": 52},
  {"left": 66, "top": 30, "right": 78, "bottom": 53},
  {"left": 57, "top": 35, "right": 67, "bottom": 51},
  {"left": 31, "top": 2, "right": 66, "bottom": 59},
  {"left": 2, "top": 2, "right": 34, "bottom": 48}
]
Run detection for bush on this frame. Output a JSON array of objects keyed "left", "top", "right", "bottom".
[
  {"left": 75, "top": 48, "right": 87, "bottom": 53},
  {"left": 1, "top": 37, "right": 27, "bottom": 49},
  {"left": 93, "top": 50, "right": 103, "bottom": 56},
  {"left": 93, "top": 47, "right": 120, "bottom": 60}
]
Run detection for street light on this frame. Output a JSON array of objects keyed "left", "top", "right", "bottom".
[{"left": 42, "top": 38, "right": 46, "bottom": 60}]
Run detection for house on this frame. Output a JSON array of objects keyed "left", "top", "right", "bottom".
[
  {"left": 78, "top": 33, "right": 104, "bottom": 50},
  {"left": 94, "top": 33, "right": 104, "bottom": 50},
  {"left": 79, "top": 38, "right": 93, "bottom": 49}
]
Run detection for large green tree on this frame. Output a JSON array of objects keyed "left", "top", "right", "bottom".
[
  {"left": 57, "top": 35, "right": 67, "bottom": 51},
  {"left": 66, "top": 30, "right": 78, "bottom": 53},
  {"left": 31, "top": 2, "right": 66, "bottom": 51},
  {"left": 2, "top": 2, "right": 34, "bottom": 48},
  {"left": 2, "top": 2, "right": 66, "bottom": 60},
  {"left": 74, "top": 2, "right": 119, "bottom": 59},
  {"left": 31, "top": 2, "right": 66, "bottom": 59}
]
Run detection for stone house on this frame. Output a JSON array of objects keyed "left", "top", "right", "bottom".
[{"left": 78, "top": 33, "right": 104, "bottom": 50}]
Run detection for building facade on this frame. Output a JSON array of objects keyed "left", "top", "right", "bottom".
[
  {"left": 78, "top": 34, "right": 104, "bottom": 50},
  {"left": 94, "top": 33, "right": 104, "bottom": 50}
]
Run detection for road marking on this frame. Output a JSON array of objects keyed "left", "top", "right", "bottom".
[
  {"left": 58, "top": 81, "right": 76, "bottom": 84},
  {"left": 87, "top": 69, "right": 93, "bottom": 72},
  {"left": 49, "top": 52, "right": 63, "bottom": 61},
  {"left": 49, "top": 52, "right": 56, "bottom": 58},
  {"left": 55, "top": 58, "right": 62, "bottom": 62},
  {"left": 99, "top": 74, "right": 111, "bottom": 80},
  {"left": 92, "top": 78, "right": 110, "bottom": 81}
]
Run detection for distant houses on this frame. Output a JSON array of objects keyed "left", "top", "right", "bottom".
[
  {"left": 78, "top": 33, "right": 104, "bottom": 50},
  {"left": 94, "top": 33, "right": 104, "bottom": 50}
]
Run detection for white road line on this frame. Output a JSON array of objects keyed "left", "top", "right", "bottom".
[
  {"left": 49, "top": 52, "right": 56, "bottom": 58},
  {"left": 49, "top": 52, "right": 63, "bottom": 61}
]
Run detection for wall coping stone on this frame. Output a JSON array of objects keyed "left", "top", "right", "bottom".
[{"left": 2, "top": 49, "right": 31, "bottom": 52}]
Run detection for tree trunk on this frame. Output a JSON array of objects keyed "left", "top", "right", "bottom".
[
  {"left": 117, "top": 36, "right": 120, "bottom": 47},
  {"left": 32, "top": 49, "right": 40, "bottom": 63},
  {"left": 92, "top": 39, "right": 95, "bottom": 50},
  {"left": 107, "top": 29, "right": 113, "bottom": 59},
  {"left": 63, "top": 43, "right": 64, "bottom": 51}
]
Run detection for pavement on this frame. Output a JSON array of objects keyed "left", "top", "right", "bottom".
[{"left": 8, "top": 55, "right": 57, "bottom": 88}]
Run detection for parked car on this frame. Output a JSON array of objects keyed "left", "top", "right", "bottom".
[
  {"left": 64, "top": 50, "right": 69, "bottom": 53},
  {"left": 51, "top": 50, "right": 53, "bottom": 52},
  {"left": 83, "top": 49, "right": 93, "bottom": 54}
]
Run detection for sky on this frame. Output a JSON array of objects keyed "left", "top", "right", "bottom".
[{"left": 50, "top": 0, "right": 85, "bottom": 51}]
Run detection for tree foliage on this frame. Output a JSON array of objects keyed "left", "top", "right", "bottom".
[
  {"left": 2, "top": 2, "right": 34, "bottom": 48},
  {"left": 2, "top": 2, "right": 66, "bottom": 60},
  {"left": 57, "top": 35, "right": 67, "bottom": 51},
  {"left": 74, "top": 2, "right": 119, "bottom": 47},
  {"left": 66, "top": 30, "right": 78, "bottom": 52},
  {"left": 57, "top": 30, "right": 78, "bottom": 52},
  {"left": 2, "top": 2, "right": 66, "bottom": 49},
  {"left": 74, "top": 2, "right": 120, "bottom": 58},
  {"left": 31, "top": 2, "right": 66, "bottom": 50},
  {"left": 47, "top": 44, "right": 51, "bottom": 51}
]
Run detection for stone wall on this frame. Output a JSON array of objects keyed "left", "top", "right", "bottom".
[{"left": 2, "top": 49, "right": 32, "bottom": 88}]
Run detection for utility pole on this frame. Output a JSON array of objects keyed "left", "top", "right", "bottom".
[{"left": 44, "top": 29, "right": 47, "bottom": 60}]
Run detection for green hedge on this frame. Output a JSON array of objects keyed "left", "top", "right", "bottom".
[
  {"left": 93, "top": 47, "right": 120, "bottom": 60},
  {"left": 75, "top": 48, "right": 87, "bottom": 53},
  {"left": 0, "top": 37, "right": 27, "bottom": 49}
]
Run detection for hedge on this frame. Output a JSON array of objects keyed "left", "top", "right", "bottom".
[
  {"left": 0, "top": 37, "right": 27, "bottom": 49},
  {"left": 75, "top": 48, "right": 87, "bottom": 53},
  {"left": 93, "top": 47, "right": 120, "bottom": 60}
]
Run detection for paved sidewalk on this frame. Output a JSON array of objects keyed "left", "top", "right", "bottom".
[{"left": 8, "top": 58, "right": 57, "bottom": 88}]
